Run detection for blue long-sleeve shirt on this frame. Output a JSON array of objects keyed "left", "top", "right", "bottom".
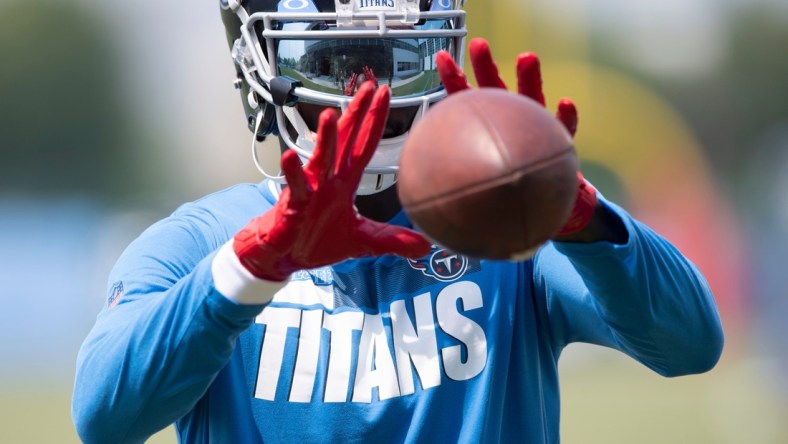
[{"left": 72, "top": 180, "right": 723, "bottom": 443}]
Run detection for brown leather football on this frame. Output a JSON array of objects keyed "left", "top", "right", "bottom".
[{"left": 397, "top": 88, "right": 579, "bottom": 260}]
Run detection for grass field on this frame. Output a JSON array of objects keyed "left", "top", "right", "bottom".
[
  {"left": 559, "top": 345, "right": 788, "bottom": 444},
  {"left": 3, "top": 347, "right": 785, "bottom": 443},
  {"left": 390, "top": 70, "right": 440, "bottom": 97},
  {"left": 279, "top": 67, "right": 340, "bottom": 95}
]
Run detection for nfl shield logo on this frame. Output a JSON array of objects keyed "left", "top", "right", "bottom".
[{"left": 108, "top": 281, "right": 124, "bottom": 308}]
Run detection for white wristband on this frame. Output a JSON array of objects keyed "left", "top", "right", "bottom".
[{"left": 211, "top": 241, "right": 288, "bottom": 305}]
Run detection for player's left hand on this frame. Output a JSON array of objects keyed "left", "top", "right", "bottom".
[
  {"left": 234, "top": 83, "right": 431, "bottom": 281},
  {"left": 436, "top": 38, "right": 597, "bottom": 236}
]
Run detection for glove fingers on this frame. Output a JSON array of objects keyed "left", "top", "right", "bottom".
[
  {"left": 363, "top": 66, "right": 379, "bottom": 86},
  {"left": 469, "top": 38, "right": 507, "bottom": 89},
  {"left": 307, "top": 108, "right": 339, "bottom": 182},
  {"left": 515, "top": 52, "right": 546, "bottom": 106},
  {"left": 555, "top": 98, "right": 578, "bottom": 137},
  {"left": 355, "top": 219, "right": 432, "bottom": 259},
  {"left": 436, "top": 50, "right": 471, "bottom": 94},
  {"left": 344, "top": 73, "right": 358, "bottom": 96},
  {"left": 348, "top": 85, "right": 391, "bottom": 183},
  {"left": 281, "top": 149, "right": 309, "bottom": 205},
  {"left": 557, "top": 172, "right": 597, "bottom": 235},
  {"left": 337, "top": 82, "right": 375, "bottom": 173}
]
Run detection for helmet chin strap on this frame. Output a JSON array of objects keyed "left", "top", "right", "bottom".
[
  {"left": 356, "top": 172, "right": 398, "bottom": 196},
  {"left": 259, "top": 97, "right": 431, "bottom": 195},
  {"left": 354, "top": 131, "right": 408, "bottom": 195},
  {"left": 276, "top": 104, "right": 403, "bottom": 195},
  {"left": 279, "top": 105, "right": 317, "bottom": 162},
  {"left": 251, "top": 108, "right": 287, "bottom": 184}
]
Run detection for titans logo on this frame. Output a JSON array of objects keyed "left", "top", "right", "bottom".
[{"left": 408, "top": 247, "right": 470, "bottom": 282}]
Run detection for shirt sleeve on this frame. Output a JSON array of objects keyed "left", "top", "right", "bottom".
[
  {"left": 532, "top": 198, "right": 724, "bottom": 377},
  {"left": 72, "top": 190, "right": 282, "bottom": 443}
]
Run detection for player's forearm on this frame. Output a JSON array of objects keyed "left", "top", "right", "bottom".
[
  {"left": 72, "top": 257, "right": 264, "bottom": 444},
  {"left": 553, "top": 200, "right": 724, "bottom": 376},
  {"left": 552, "top": 201, "right": 628, "bottom": 244}
]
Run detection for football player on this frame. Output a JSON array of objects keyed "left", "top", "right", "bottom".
[{"left": 72, "top": 1, "right": 724, "bottom": 443}]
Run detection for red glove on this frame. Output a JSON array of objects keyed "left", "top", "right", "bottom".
[
  {"left": 344, "top": 72, "right": 359, "bottom": 96},
  {"left": 234, "top": 82, "right": 431, "bottom": 281},
  {"left": 436, "top": 38, "right": 597, "bottom": 236},
  {"left": 363, "top": 66, "right": 379, "bottom": 88}
]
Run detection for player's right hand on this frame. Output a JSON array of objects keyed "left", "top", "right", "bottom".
[{"left": 233, "top": 82, "right": 431, "bottom": 281}]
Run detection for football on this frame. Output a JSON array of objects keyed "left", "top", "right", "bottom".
[{"left": 397, "top": 88, "right": 579, "bottom": 260}]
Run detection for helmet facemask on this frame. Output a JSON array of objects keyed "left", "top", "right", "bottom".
[{"left": 222, "top": 0, "right": 467, "bottom": 195}]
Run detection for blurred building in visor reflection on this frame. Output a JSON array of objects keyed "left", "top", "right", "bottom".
[{"left": 279, "top": 37, "right": 447, "bottom": 96}]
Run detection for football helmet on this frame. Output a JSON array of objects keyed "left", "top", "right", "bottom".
[{"left": 220, "top": 0, "right": 467, "bottom": 195}]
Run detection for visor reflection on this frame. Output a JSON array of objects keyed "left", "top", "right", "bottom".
[{"left": 277, "top": 37, "right": 451, "bottom": 98}]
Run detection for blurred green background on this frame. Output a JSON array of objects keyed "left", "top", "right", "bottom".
[{"left": 1, "top": 0, "right": 786, "bottom": 442}]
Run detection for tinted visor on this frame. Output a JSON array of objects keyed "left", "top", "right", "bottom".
[{"left": 274, "top": 21, "right": 455, "bottom": 99}]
